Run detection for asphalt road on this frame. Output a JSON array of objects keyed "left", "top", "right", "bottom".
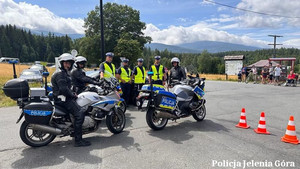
[{"left": 0, "top": 81, "right": 300, "bottom": 169}]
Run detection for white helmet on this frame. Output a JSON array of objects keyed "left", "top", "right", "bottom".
[
  {"left": 75, "top": 56, "right": 87, "bottom": 63},
  {"left": 58, "top": 53, "right": 75, "bottom": 70},
  {"left": 75, "top": 56, "right": 87, "bottom": 68},
  {"left": 171, "top": 57, "right": 180, "bottom": 64}
]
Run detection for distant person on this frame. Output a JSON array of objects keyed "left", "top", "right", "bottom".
[
  {"left": 286, "top": 71, "right": 296, "bottom": 86},
  {"left": 274, "top": 64, "right": 282, "bottom": 86},
  {"left": 261, "top": 66, "right": 268, "bottom": 84},
  {"left": 237, "top": 71, "right": 242, "bottom": 82},
  {"left": 268, "top": 63, "right": 274, "bottom": 84},
  {"left": 241, "top": 66, "right": 247, "bottom": 82},
  {"left": 251, "top": 65, "right": 258, "bottom": 84}
]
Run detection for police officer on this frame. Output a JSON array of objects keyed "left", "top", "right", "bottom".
[
  {"left": 71, "top": 56, "right": 101, "bottom": 94},
  {"left": 133, "top": 58, "right": 146, "bottom": 104},
  {"left": 100, "top": 52, "right": 116, "bottom": 78},
  {"left": 116, "top": 58, "right": 132, "bottom": 105},
  {"left": 149, "top": 56, "right": 166, "bottom": 85},
  {"left": 169, "top": 57, "right": 186, "bottom": 85},
  {"left": 51, "top": 53, "right": 91, "bottom": 147}
]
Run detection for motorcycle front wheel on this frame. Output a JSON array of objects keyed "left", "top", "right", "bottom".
[
  {"left": 146, "top": 108, "right": 168, "bottom": 130},
  {"left": 19, "top": 121, "right": 56, "bottom": 147},
  {"left": 106, "top": 108, "right": 126, "bottom": 134},
  {"left": 192, "top": 105, "right": 206, "bottom": 121}
]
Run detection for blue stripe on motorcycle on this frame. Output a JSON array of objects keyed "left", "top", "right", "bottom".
[
  {"left": 91, "top": 100, "right": 116, "bottom": 107},
  {"left": 119, "top": 98, "right": 125, "bottom": 102}
]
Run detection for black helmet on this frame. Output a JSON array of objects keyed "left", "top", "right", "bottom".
[{"left": 137, "top": 58, "right": 144, "bottom": 62}]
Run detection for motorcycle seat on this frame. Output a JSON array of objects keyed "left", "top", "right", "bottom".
[{"left": 54, "top": 105, "right": 68, "bottom": 116}]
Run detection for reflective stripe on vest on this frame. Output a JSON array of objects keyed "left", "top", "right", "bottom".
[
  {"left": 120, "top": 67, "right": 131, "bottom": 83},
  {"left": 151, "top": 65, "right": 163, "bottom": 81},
  {"left": 134, "top": 66, "right": 146, "bottom": 84},
  {"left": 103, "top": 62, "right": 115, "bottom": 78}
]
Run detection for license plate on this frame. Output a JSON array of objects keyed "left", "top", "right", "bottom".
[{"left": 142, "top": 100, "right": 149, "bottom": 108}]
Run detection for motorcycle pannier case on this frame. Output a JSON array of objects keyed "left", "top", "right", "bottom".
[
  {"left": 155, "top": 90, "right": 176, "bottom": 110},
  {"left": 23, "top": 102, "right": 53, "bottom": 124},
  {"left": 3, "top": 79, "right": 29, "bottom": 100}
]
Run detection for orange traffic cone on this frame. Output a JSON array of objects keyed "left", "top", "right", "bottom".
[
  {"left": 281, "top": 116, "right": 300, "bottom": 144},
  {"left": 236, "top": 108, "right": 250, "bottom": 129},
  {"left": 254, "top": 112, "right": 270, "bottom": 134}
]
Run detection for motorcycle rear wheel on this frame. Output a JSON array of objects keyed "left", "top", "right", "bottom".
[
  {"left": 106, "top": 108, "right": 126, "bottom": 134},
  {"left": 146, "top": 108, "right": 168, "bottom": 130},
  {"left": 20, "top": 121, "right": 56, "bottom": 147},
  {"left": 192, "top": 105, "right": 206, "bottom": 121}
]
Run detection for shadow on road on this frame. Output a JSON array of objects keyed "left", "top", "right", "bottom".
[
  {"left": 147, "top": 119, "right": 229, "bottom": 144},
  {"left": 11, "top": 131, "right": 138, "bottom": 169}
]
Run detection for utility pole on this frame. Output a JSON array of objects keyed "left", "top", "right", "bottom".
[
  {"left": 268, "top": 35, "right": 283, "bottom": 58},
  {"left": 100, "top": 0, "right": 105, "bottom": 62}
]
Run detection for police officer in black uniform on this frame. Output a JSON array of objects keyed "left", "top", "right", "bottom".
[
  {"left": 169, "top": 57, "right": 186, "bottom": 86},
  {"left": 51, "top": 53, "right": 91, "bottom": 147},
  {"left": 71, "top": 56, "right": 101, "bottom": 94}
]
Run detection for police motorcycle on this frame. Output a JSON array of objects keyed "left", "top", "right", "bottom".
[
  {"left": 2, "top": 71, "right": 126, "bottom": 147},
  {"left": 139, "top": 72, "right": 206, "bottom": 130},
  {"left": 84, "top": 70, "right": 127, "bottom": 113}
]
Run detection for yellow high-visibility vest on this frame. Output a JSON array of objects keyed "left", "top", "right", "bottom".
[
  {"left": 120, "top": 67, "right": 131, "bottom": 83},
  {"left": 103, "top": 62, "right": 115, "bottom": 78},
  {"left": 134, "top": 66, "right": 146, "bottom": 84},
  {"left": 151, "top": 65, "right": 163, "bottom": 81}
]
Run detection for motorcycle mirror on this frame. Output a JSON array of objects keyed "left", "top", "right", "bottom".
[
  {"left": 42, "top": 72, "right": 49, "bottom": 77},
  {"left": 71, "top": 49, "right": 78, "bottom": 57}
]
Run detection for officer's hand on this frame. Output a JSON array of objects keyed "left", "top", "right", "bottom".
[{"left": 121, "top": 79, "right": 126, "bottom": 83}]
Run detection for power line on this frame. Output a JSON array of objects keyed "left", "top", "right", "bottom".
[{"left": 204, "top": 0, "right": 300, "bottom": 19}]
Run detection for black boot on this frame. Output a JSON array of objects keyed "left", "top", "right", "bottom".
[{"left": 74, "top": 139, "right": 91, "bottom": 147}]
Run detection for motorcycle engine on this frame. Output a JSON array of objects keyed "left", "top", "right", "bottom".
[
  {"left": 90, "top": 107, "right": 106, "bottom": 119},
  {"left": 82, "top": 116, "right": 96, "bottom": 129}
]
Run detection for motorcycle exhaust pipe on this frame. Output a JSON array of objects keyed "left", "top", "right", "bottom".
[
  {"left": 32, "top": 124, "right": 62, "bottom": 135},
  {"left": 156, "top": 112, "right": 177, "bottom": 118}
]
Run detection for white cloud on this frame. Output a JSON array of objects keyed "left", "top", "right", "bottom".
[
  {"left": 236, "top": 0, "right": 300, "bottom": 28},
  {"left": 0, "top": 0, "right": 85, "bottom": 34},
  {"left": 283, "top": 39, "right": 300, "bottom": 48},
  {"left": 144, "top": 23, "right": 268, "bottom": 48}
]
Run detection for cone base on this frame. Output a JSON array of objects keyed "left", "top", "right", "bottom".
[
  {"left": 236, "top": 124, "right": 250, "bottom": 129},
  {"left": 254, "top": 128, "right": 270, "bottom": 134},
  {"left": 281, "top": 137, "right": 300, "bottom": 145}
]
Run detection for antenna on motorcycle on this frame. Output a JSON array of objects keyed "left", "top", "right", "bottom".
[{"left": 42, "top": 72, "right": 50, "bottom": 96}]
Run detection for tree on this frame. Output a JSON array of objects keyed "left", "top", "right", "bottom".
[
  {"left": 114, "top": 34, "right": 142, "bottom": 67},
  {"left": 84, "top": 3, "right": 151, "bottom": 53}
]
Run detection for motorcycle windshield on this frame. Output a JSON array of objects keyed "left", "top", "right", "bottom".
[{"left": 103, "top": 70, "right": 118, "bottom": 84}]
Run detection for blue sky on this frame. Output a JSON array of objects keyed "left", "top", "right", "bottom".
[{"left": 3, "top": 0, "right": 300, "bottom": 48}]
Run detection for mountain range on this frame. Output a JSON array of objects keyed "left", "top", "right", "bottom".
[
  {"left": 27, "top": 27, "right": 261, "bottom": 53},
  {"left": 145, "top": 41, "right": 261, "bottom": 53}
]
